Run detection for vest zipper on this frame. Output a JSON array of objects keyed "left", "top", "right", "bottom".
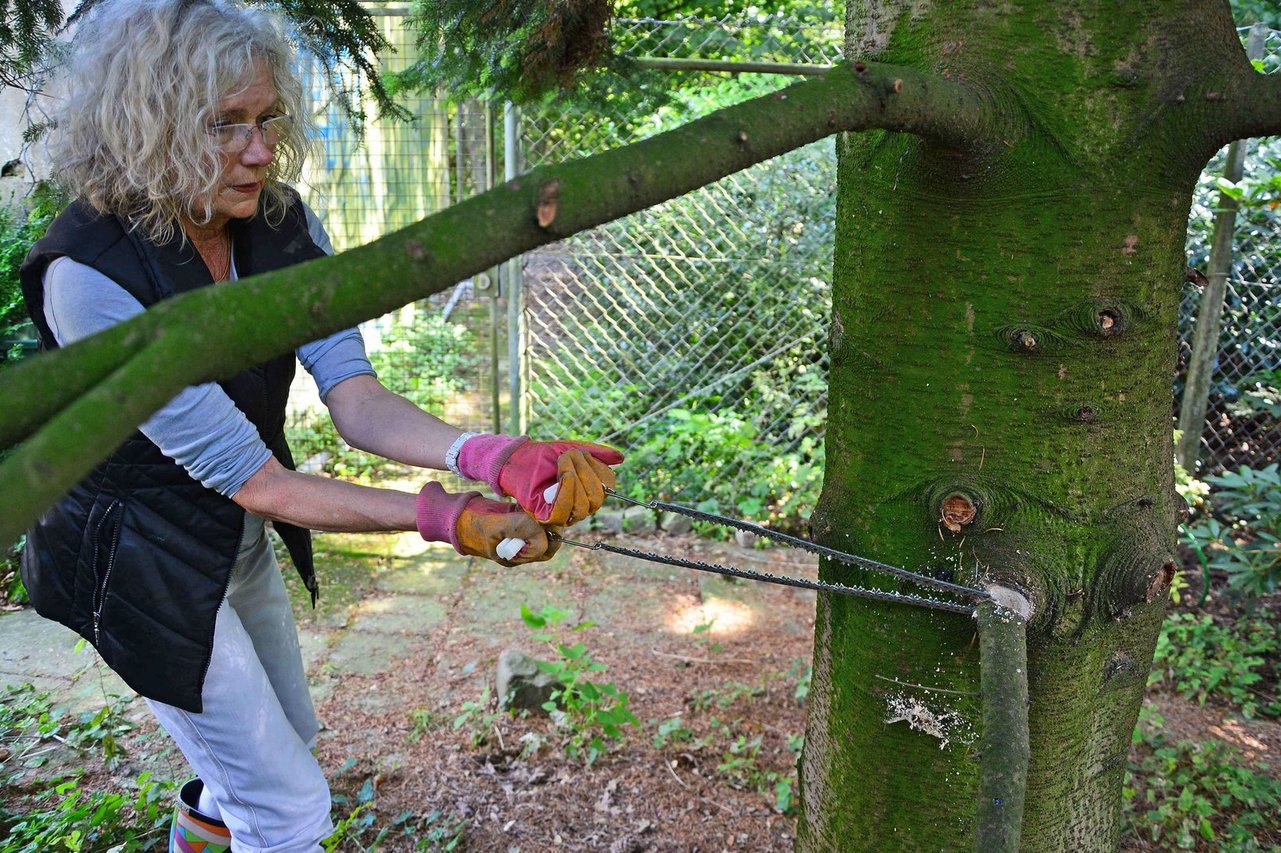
[{"left": 91, "top": 499, "right": 123, "bottom": 647}]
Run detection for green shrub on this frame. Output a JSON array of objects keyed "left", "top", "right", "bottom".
[
  {"left": 519, "top": 602, "right": 639, "bottom": 765},
  {"left": 285, "top": 311, "right": 479, "bottom": 482},
  {"left": 1183, "top": 464, "right": 1281, "bottom": 597},
  {"left": 1, "top": 535, "right": 27, "bottom": 607},
  {"left": 1148, "top": 613, "right": 1280, "bottom": 719},
  {"left": 1125, "top": 706, "right": 1281, "bottom": 850},
  {"left": 1, "top": 184, "right": 61, "bottom": 365},
  {"left": 0, "top": 684, "right": 175, "bottom": 852}
]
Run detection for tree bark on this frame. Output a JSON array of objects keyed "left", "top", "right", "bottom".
[{"left": 797, "top": 1, "right": 1251, "bottom": 850}]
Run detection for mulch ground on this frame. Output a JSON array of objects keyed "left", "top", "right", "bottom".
[{"left": 3, "top": 530, "right": 1279, "bottom": 852}]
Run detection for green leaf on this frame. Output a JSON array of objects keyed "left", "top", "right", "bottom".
[{"left": 519, "top": 602, "right": 545, "bottom": 629}]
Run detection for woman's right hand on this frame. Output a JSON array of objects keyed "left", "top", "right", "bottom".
[
  {"left": 415, "top": 481, "right": 557, "bottom": 566},
  {"left": 455, "top": 495, "right": 559, "bottom": 565}
]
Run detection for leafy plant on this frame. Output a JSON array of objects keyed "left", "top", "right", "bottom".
[
  {"left": 0, "top": 183, "right": 61, "bottom": 364},
  {"left": 0, "top": 683, "right": 137, "bottom": 784},
  {"left": 1183, "top": 464, "right": 1281, "bottom": 596},
  {"left": 1124, "top": 706, "right": 1281, "bottom": 850},
  {"left": 0, "top": 772, "right": 175, "bottom": 853},
  {"left": 788, "top": 658, "right": 812, "bottom": 704},
  {"left": 451, "top": 685, "right": 502, "bottom": 750},
  {"left": 519, "top": 603, "right": 639, "bottom": 765},
  {"left": 1, "top": 535, "right": 28, "bottom": 607},
  {"left": 393, "top": 808, "right": 468, "bottom": 851},
  {"left": 285, "top": 311, "right": 479, "bottom": 483},
  {"left": 1148, "top": 613, "right": 1280, "bottom": 718},
  {"left": 651, "top": 716, "right": 695, "bottom": 749}
]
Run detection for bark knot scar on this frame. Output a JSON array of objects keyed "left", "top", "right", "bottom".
[
  {"left": 1098, "top": 310, "right": 1120, "bottom": 336},
  {"left": 941, "top": 494, "right": 977, "bottom": 533},
  {"left": 536, "top": 179, "right": 561, "bottom": 229},
  {"left": 1147, "top": 561, "right": 1177, "bottom": 602},
  {"left": 404, "top": 240, "right": 430, "bottom": 263}
]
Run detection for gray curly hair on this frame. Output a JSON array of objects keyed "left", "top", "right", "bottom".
[{"left": 51, "top": 0, "right": 312, "bottom": 243}]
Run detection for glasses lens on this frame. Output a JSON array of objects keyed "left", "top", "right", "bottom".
[
  {"left": 212, "top": 123, "right": 250, "bottom": 153},
  {"left": 261, "top": 115, "right": 292, "bottom": 147}
]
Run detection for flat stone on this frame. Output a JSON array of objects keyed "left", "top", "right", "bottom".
[
  {"left": 373, "top": 560, "right": 468, "bottom": 596},
  {"left": 452, "top": 568, "right": 565, "bottom": 631},
  {"left": 296, "top": 627, "right": 332, "bottom": 674},
  {"left": 349, "top": 595, "right": 448, "bottom": 635},
  {"left": 496, "top": 648, "right": 560, "bottom": 713},
  {"left": 326, "top": 630, "right": 399, "bottom": 677},
  {"left": 661, "top": 512, "right": 693, "bottom": 534},
  {"left": 0, "top": 609, "right": 131, "bottom": 711}
]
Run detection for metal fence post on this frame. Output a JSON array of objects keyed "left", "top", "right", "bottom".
[
  {"left": 504, "top": 102, "right": 525, "bottom": 436},
  {"left": 484, "top": 101, "right": 503, "bottom": 435},
  {"left": 1175, "top": 23, "right": 1269, "bottom": 471}
]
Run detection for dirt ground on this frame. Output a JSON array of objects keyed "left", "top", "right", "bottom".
[
  {"left": 4, "top": 528, "right": 1280, "bottom": 852},
  {"left": 305, "top": 531, "right": 817, "bottom": 852}
]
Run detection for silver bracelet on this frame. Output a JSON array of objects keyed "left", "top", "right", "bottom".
[{"left": 445, "top": 431, "right": 480, "bottom": 477}]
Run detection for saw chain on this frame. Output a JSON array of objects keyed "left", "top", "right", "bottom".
[{"left": 548, "top": 489, "right": 992, "bottom": 615}]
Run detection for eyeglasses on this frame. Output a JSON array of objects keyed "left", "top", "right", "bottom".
[{"left": 207, "top": 114, "right": 292, "bottom": 154}]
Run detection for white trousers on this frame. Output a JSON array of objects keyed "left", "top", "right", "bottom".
[{"left": 147, "top": 516, "right": 333, "bottom": 853}]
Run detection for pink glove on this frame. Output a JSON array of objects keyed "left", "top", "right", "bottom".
[
  {"left": 456, "top": 434, "right": 624, "bottom": 524},
  {"left": 415, "top": 482, "right": 555, "bottom": 565}
]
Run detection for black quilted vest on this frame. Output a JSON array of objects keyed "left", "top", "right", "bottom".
[{"left": 19, "top": 192, "right": 323, "bottom": 712}]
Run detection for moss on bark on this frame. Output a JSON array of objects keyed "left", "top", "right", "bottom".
[{"left": 797, "top": 2, "right": 1242, "bottom": 850}]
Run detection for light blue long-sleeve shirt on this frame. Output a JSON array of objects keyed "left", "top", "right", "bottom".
[{"left": 41, "top": 205, "right": 374, "bottom": 497}]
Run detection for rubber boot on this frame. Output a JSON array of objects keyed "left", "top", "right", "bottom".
[{"left": 170, "top": 777, "right": 232, "bottom": 853}]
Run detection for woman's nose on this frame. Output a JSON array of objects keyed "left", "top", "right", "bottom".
[{"left": 240, "top": 127, "right": 274, "bottom": 166}]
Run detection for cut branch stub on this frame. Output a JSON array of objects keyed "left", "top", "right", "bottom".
[
  {"left": 1146, "top": 560, "right": 1177, "bottom": 603},
  {"left": 536, "top": 178, "right": 561, "bottom": 229},
  {"left": 1064, "top": 300, "right": 1142, "bottom": 338},
  {"left": 1076, "top": 404, "right": 1096, "bottom": 423},
  {"left": 1008, "top": 329, "right": 1040, "bottom": 353},
  {"left": 940, "top": 493, "right": 978, "bottom": 533},
  {"left": 1097, "top": 309, "right": 1121, "bottom": 337},
  {"left": 404, "top": 239, "right": 430, "bottom": 263}
]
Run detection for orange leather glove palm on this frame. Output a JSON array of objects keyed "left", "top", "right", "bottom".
[{"left": 416, "top": 482, "right": 557, "bottom": 566}]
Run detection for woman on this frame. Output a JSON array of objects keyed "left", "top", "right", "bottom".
[{"left": 19, "top": 1, "right": 622, "bottom": 850}]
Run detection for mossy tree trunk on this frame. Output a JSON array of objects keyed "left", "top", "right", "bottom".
[
  {"left": 1, "top": 2, "right": 1276, "bottom": 846},
  {"left": 798, "top": 2, "right": 1260, "bottom": 850}
]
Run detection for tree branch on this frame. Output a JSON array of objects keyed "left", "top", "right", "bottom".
[
  {"left": 974, "top": 591, "right": 1031, "bottom": 853},
  {"left": 1231, "top": 70, "right": 1281, "bottom": 140},
  {"left": 0, "top": 61, "right": 1016, "bottom": 544},
  {"left": 1220, "top": 25, "right": 1277, "bottom": 142}
]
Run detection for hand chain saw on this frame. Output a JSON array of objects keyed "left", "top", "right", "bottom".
[{"left": 503, "top": 486, "right": 994, "bottom": 615}]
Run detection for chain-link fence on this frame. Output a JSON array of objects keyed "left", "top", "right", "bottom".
[
  {"left": 1177, "top": 27, "right": 1281, "bottom": 473},
  {"left": 518, "top": 17, "right": 840, "bottom": 524},
  {"left": 288, "top": 10, "right": 508, "bottom": 485},
  {"left": 289, "top": 12, "right": 1281, "bottom": 513}
]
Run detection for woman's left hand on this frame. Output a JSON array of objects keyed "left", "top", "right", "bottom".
[{"left": 457, "top": 435, "right": 624, "bottom": 525}]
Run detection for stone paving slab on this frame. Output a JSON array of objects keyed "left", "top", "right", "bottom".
[
  {"left": 0, "top": 534, "right": 780, "bottom": 716},
  {"left": 0, "top": 609, "right": 130, "bottom": 711}
]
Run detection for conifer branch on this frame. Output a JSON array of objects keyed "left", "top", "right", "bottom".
[{"left": 0, "top": 62, "right": 1015, "bottom": 543}]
